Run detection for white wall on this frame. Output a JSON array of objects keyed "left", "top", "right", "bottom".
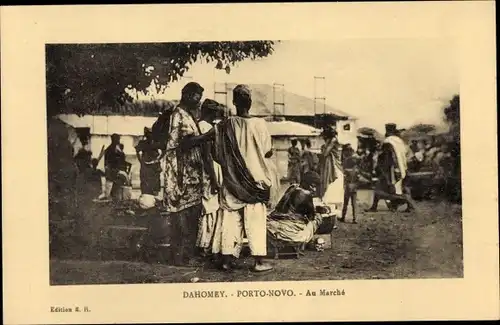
[{"left": 336, "top": 119, "right": 358, "bottom": 150}]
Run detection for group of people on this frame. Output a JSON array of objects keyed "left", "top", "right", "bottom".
[
  {"left": 284, "top": 121, "right": 418, "bottom": 224},
  {"left": 287, "top": 138, "right": 319, "bottom": 184},
  {"left": 73, "top": 133, "right": 133, "bottom": 203},
  {"left": 72, "top": 80, "right": 433, "bottom": 272},
  {"left": 126, "top": 82, "right": 280, "bottom": 272},
  {"left": 364, "top": 123, "right": 417, "bottom": 214}
]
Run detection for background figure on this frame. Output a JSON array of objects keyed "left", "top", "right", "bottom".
[
  {"left": 339, "top": 144, "right": 359, "bottom": 224},
  {"left": 90, "top": 157, "right": 106, "bottom": 199},
  {"left": 98, "top": 134, "right": 123, "bottom": 201},
  {"left": 162, "top": 82, "right": 205, "bottom": 266},
  {"left": 432, "top": 141, "right": 453, "bottom": 200},
  {"left": 287, "top": 139, "right": 301, "bottom": 183},
  {"left": 301, "top": 139, "right": 318, "bottom": 177},
  {"left": 299, "top": 139, "right": 306, "bottom": 152},
  {"left": 74, "top": 137, "right": 92, "bottom": 175},
  {"left": 318, "top": 127, "right": 344, "bottom": 210},
  {"left": 366, "top": 124, "right": 415, "bottom": 212},
  {"left": 135, "top": 127, "right": 162, "bottom": 196}
]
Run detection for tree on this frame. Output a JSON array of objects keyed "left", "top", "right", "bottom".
[
  {"left": 443, "top": 94, "right": 460, "bottom": 124},
  {"left": 442, "top": 94, "right": 461, "bottom": 202},
  {"left": 46, "top": 41, "right": 278, "bottom": 117}
]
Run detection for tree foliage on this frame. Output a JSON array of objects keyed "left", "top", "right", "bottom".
[
  {"left": 46, "top": 41, "right": 278, "bottom": 117},
  {"left": 405, "top": 123, "right": 437, "bottom": 135},
  {"left": 443, "top": 94, "right": 460, "bottom": 124}
]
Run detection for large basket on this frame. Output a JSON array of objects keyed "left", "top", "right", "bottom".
[{"left": 316, "top": 214, "right": 336, "bottom": 234}]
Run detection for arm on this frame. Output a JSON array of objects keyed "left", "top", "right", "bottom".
[
  {"left": 259, "top": 119, "right": 273, "bottom": 159},
  {"left": 156, "top": 148, "right": 165, "bottom": 162},
  {"left": 135, "top": 141, "right": 143, "bottom": 164},
  {"left": 304, "top": 194, "right": 316, "bottom": 221},
  {"left": 136, "top": 149, "right": 143, "bottom": 165},
  {"left": 180, "top": 128, "right": 216, "bottom": 150}
]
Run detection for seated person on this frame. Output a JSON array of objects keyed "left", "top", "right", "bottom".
[{"left": 267, "top": 171, "right": 331, "bottom": 254}]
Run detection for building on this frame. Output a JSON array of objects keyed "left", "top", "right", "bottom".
[
  {"left": 213, "top": 83, "right": 358, "bottom": 149},
  {"left": 57, "top": 113, "right": 323, "bottom": 188}
]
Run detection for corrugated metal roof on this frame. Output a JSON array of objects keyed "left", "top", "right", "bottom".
[{"left": 221, "top": 83, "right": 355, "bottom": 119}]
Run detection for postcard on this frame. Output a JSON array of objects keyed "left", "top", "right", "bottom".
[{"left": 1, "top": 2, "right": 498, "bottom": 324}]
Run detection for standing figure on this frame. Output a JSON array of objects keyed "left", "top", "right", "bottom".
[
  {"left": 301, "top": 139, "right": 318, "bottom": 176},
  {"left": 162, "top": 82, "right": 205, "bottom": 266},
  {"left": 74, "top": 137, "right": 93, "bottom": 175},
  {"left": 98, "top": 134, "right": 123, "bottom": 200},
  {"left": 195, "top": 98, "right": 224, "bottom": 258},
  {"left": 215, "top": 85, "right": 276, "bottom": 272},
  {"left": 339, "top": 144, "right": 359, "bottom": 224},
  {"left": 135, "top": 127, "right": 162, "bottom": 196},
  {"left": 287, "top": 139, "right": 302, "bottom": 183},
  {"left": 318, "top": 127, "right": 344, "bottom": 209},
  {"left": 181, "top": 85, "right": 277, "bottom": 272},
  {"left": 365, "top": 123, "right": 416, "bottom": 213}
]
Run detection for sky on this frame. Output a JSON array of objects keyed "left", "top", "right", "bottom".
[{"left": 148, "top": 39, "right": 459, "bottom": 133}]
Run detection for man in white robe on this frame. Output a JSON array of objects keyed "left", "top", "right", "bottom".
[
  {"left": 366, "top": 123, "right": 416, "bottom": 212},
  {"left": 213, "top": 85, "right": 276, "bottom": 272}
]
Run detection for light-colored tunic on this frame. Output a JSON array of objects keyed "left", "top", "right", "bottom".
[{"left": 215, "top": 117, "right": 277, "bottom": 257}]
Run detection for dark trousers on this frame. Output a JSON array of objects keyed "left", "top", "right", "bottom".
[
  {"left": 170, "top": 204, "right": 202, "bottom": 266},
  {"left": 341, "top": 190, "right": 357, "bottom": 220},
  {"left": 140, "top": 163, "right": 161, "bottom": 195}
]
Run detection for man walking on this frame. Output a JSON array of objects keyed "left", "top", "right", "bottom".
[{"left": 365, "top": 123, "right": 416, "bottom": 212}]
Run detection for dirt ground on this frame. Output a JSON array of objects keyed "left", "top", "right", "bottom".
[{"left": 50, "top": 187, "right": 463, "bottom": 285}]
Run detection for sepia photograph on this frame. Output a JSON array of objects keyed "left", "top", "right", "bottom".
[
  {"left": 2, "top": 2, "right": 498, "bottom": 324},
  {"left": 47, "top": 39, "right": 463, "bottom": 285}
]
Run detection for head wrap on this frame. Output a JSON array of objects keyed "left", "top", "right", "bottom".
[
  {"left": 201, "top": 98, "right": 222, "bottom": 112},
  {"left": 320, "top": 127, "right": 337, "bottom": 139},
  {"left": 385, "top": 123, "right": 405, "bottom": 137}
]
